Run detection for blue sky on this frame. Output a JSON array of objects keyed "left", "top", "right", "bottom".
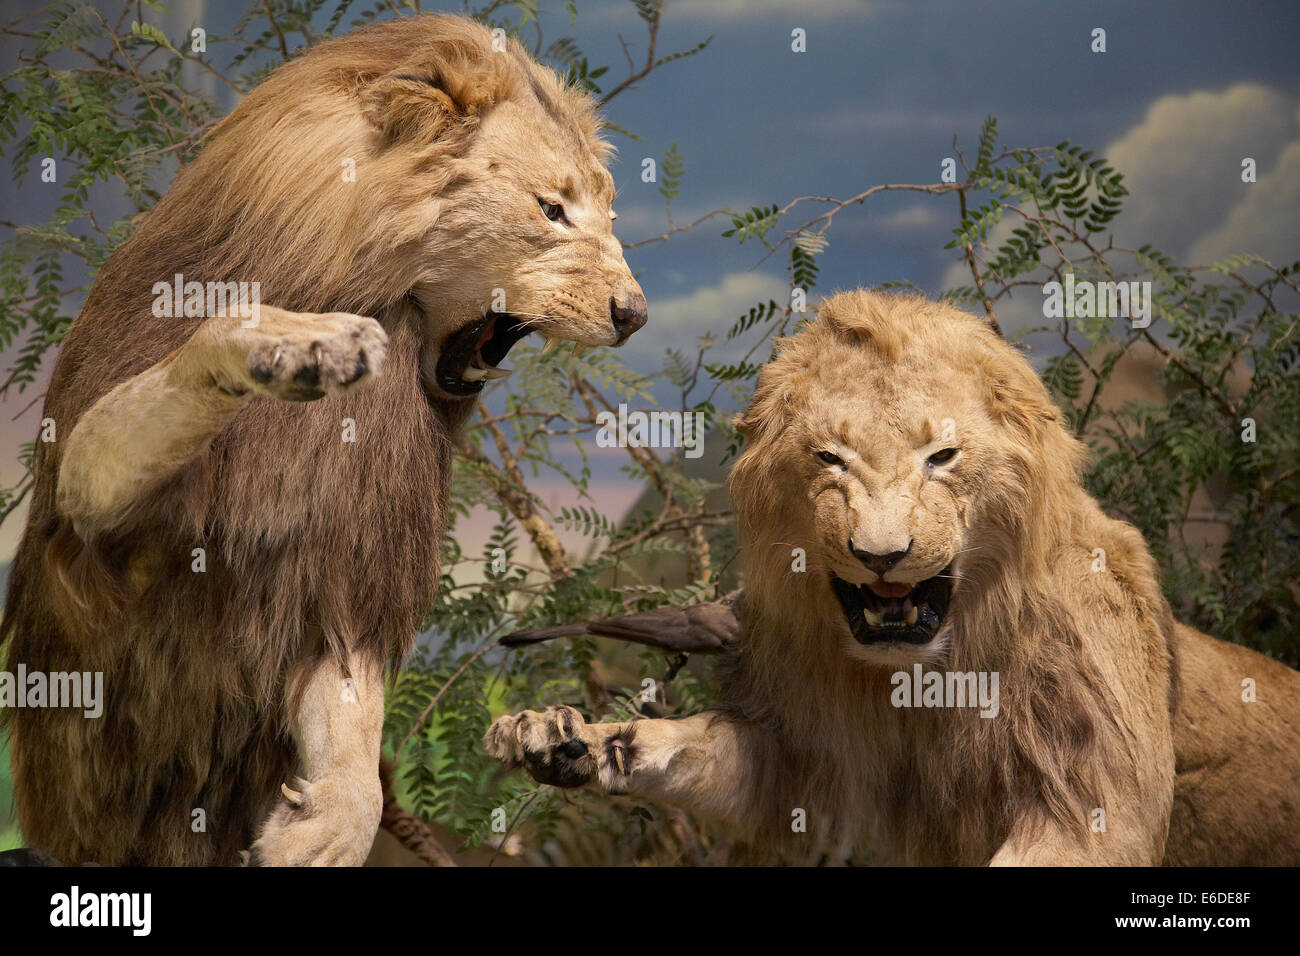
[
  {"left": 586, "top": 0, "right": 1300, "bottom": 364},
  {"left": 2, "top": 0, "right": 1298, "bottom": 558}
]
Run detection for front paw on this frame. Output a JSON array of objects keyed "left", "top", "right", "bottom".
[
  {"left": 484, "top": 705, "right": 605, "bottom": 788},
  {"left": 242, "top": 312, "right": 388, "bottom": 402},
  {"left": 249, "top": 773, "right": 382, "bottom": 867}
]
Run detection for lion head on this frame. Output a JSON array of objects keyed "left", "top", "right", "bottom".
[
  {"left": 130, "top": 14, "right": 644, "bottom": 400},
  {"left": 731, "top": 290, "right": 1086, "bottom": 668}
]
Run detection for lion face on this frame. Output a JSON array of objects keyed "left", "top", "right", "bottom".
[
  {"left": 417, "top": 98, "right": 645, "bottom": 396},
  {"left": 801, "top": 377, "right": 985, "bottom": 665},
  {"left": 144, "top": 16, "right": 645, "bottom": 402},
  {"left": 349, "top": 25, "right": 648, "bottom": 399},
  {"left": 733, "top": 291, "right": 1078, "bottom": 668}
]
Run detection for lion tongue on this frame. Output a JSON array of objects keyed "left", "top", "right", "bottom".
[{"left": 868, "top": 580, "right": 913, "bottom": 599}]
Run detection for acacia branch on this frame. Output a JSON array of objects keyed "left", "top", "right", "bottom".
[
  {"left": 623, "top": 209, "right": 728, "bottom": 250},
  {"left": 261, "top": 0, "right": 291, "bottom": 60},
  {"left": 378, "top": 758, "right": 456, "bottom": 867},
  {"left": 460, "top": 402, "right": 570, "bottom": 578},
  {"left": 957, "top": 184, "right": 1000, "bottom": 335},
  {"left": 1139, "top": 328, "right": 1238, "bottom": 419},
  {"left": 598, "top": 10, "right": 658, "bottom": 107}
]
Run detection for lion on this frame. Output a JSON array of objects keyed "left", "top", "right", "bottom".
[
  {"left": 1, "top": 14, "right": 645, "bottom": 866},
  {"left": 486, "top": 290, "right": 1300, "bottom": 865}
]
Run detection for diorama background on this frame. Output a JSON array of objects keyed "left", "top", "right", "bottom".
[{"left": 1, "top": 0, "right": 1297, "bottom": 861}]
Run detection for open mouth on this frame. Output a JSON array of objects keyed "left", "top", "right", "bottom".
[
  {"left": 830, "top": 566, "right": 953, "bottom": 646},
  {"left": 434, "top": 312, "right": 534, "bottom": 396}
]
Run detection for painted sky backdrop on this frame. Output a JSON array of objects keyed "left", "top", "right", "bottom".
[{"left": 1, "top": 0, "right": 1298, "bottom": 560}]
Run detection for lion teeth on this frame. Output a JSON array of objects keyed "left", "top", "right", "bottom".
[
  {"left": 461, "top": 366, "right": 488, "bottom": 382},
  {"left": 482, "top": 366, "right": 513, "bottom": 379},
  {"left": 905, "top": 605, "right": 919, "bottom": 626},
  {"left": 571, "top": 344, "right": 587, "bottom": 358},
  {"left": 540, "top": 336, "right": 560, "bottom": 356},
  {"left": 863, "top": 608, "right": 883, "bottom": 627}
]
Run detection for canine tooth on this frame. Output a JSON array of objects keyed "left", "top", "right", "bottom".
[
  {"left": 905, "top": 606, "right": 919, "bottom": 626},
  {"left": 281, "top": 782, "right": 303, "bottom": 806},
  {"left": 461, "top": 366, "right": 488, "bottom": 382},
  {"left": 863, "top": 608, "right": 883, "bottom": 627},
  {"left": 483, "top": 366, "right": 513, "bottom": 379},
  {"left": 540, "top": 336, "right": 560, "bottom": 357},
  {"left": 571, "top": 344, "right": 588, "bottom": 358}
]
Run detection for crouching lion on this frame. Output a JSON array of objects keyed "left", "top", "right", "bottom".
[
  {"left": 2, "top": 14, "right": 645, "bottom": 866},
  {"left": 486, "top": 290, "right": 1300, "bottom": 865}
]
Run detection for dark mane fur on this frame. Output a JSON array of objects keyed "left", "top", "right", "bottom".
[{"left": 0, "top": 15, "right": 511, "bottom": 865}]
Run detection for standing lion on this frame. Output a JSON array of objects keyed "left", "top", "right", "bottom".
[
  {"left": 486, "top": 291, "right": 1300, "bottom": 865},
  {"left": 1, "top": 14, "right": 645, "bottom": 866}
]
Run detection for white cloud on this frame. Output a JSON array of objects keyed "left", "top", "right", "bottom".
[
  {"left": 1189, "top": 138, "right": 1300, "bottom": 266},
  {"left": 1103, "top": 83, "right": 1298, "bottom": 258},
  {"left": 937, "top": 83, "right": 1300, "bottom": 341},
  {"left": 873, "top": 203, "right": 945, "bottom": 232},
  {"left": 647, "top": 270, "right": 789, "bottom": 336},
  {"left": 804, "top": 106, "right": 984, "bottom": 137}
]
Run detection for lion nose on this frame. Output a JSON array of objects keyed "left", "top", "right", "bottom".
[
  {"left": 849, "top": 539, "right": 913, "bottom": 576},
  {"left": 610, "top": 292, "right": 648, "bottom": 343}
]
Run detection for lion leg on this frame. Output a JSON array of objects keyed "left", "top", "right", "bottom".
[
  {"left": 484, "top": 706, "right": 761, "bottom": 826},
  {"left": 989, "top": 784, "right": 1172, "bottom": 866},
  {"left": 250, "top": 651, "right": 386, "bottom": 867},
  {"left": 56, "top": 306, "right": 387, "bottom": 536}
]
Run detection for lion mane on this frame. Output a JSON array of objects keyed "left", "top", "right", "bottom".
[
  {"left": 716, "top": 290, "right": 1297, "bottom": 864},
  {"left": 1, "top": 15, "right": 622, "bottom": 865},
  {"left": 485, "top": 293, "right": 1297, "bottom": 866}
]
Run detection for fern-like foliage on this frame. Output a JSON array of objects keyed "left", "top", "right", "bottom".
[{"left": 1, "top": 0, "right": 1295, "bottom": 869}]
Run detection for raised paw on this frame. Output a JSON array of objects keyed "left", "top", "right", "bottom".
[
  {"left": 248, "top": 772, "right": 382, "bottom": 867},
  {"left": 484, "top": 705, "right": 604, "bottom": 789},
  {"left": 240, "top": 311, "right": 388, "bottom": 402}
]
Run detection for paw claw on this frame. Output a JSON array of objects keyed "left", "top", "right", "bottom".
[
  {"left": 485, "top": 705, "right": 597, "bottom": 788},
  {"left": 344, "top": 350, "right": 368, "bottom": 385},
  {"left": 239, "top": 312, "right": 387, "bottom": 403},
  {"left": 254, "top": 773, "right": 380, "bottom": 866},
  {"left": 611, "top": 740, "right": 628, "bottom": 775}
]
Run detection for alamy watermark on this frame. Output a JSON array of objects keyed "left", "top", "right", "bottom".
[
  {"left": 0, "top": 664, "right": 103, "bottom": 718},
  {"left": 50, "top": 886, "right": 150, "bottom": 936},
  {"left": 890, "top": 664, "right": 1000, "bottom": 718},
  {"left": 151, "top": 273, "right": 261, "bottom": 327},
  {"left": 1042, "top": 274, "right": 1152, "bottom": 328},
  {"left": 595, "top": 403, "right": 705, "bottom": 459}
]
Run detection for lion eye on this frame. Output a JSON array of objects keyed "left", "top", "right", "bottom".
[
  {"left": 817, "top": 450, "right": 846, "bottom": 468},
  {"left": 927, "top": 448, "right": 958, "bottom": 467},
  {"left": 539, "top": 198, "right": 568, "bottom": 224}
]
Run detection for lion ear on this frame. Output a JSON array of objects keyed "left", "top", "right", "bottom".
[
  {"left": 732, "top": 411, "right": 757, "bottom": 437},
  {"left": 363, "top": 67, "right": 500, "bottom": 145},
  {"left": 733, "top": 383, "right": 790, "bottom": 443},
  {"left": 987, "top": 377, "right": 1055, "bottom": 426}
]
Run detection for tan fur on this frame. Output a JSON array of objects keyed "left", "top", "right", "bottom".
[
  {"left": 1165, "top": 623, "right": 1300, "bottom": 865},
  {"left": 487, "top": 290, "right": 1300, "bottom": 865},
  {"left": 2, "top": 14, "right": 641, "bottom": 866}
]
